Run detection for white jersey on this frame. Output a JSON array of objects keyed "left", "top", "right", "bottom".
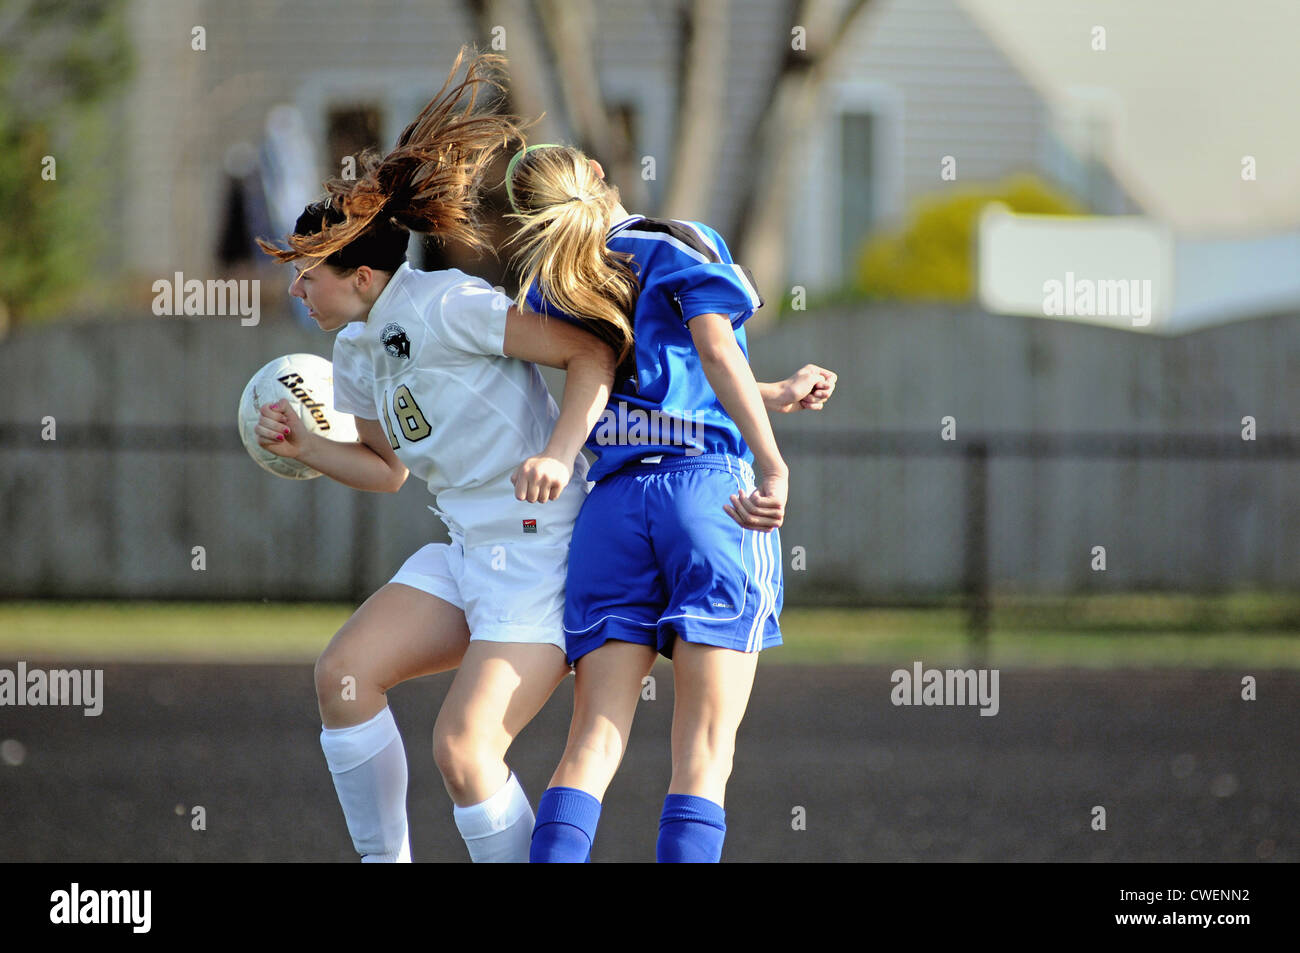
[{"left": 331, "top": 262, "right": 589, "bottom": 545}]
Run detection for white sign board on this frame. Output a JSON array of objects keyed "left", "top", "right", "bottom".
[{"left": 978, "top": 206, "right": 1173, "bottom": 332}]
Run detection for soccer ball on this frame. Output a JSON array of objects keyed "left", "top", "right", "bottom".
[{"left": 237, "top": 353, "right": 358, "bottom": 479}]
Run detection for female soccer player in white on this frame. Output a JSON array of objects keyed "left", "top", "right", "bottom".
[
  {"left": 254, "top": 54, "right": 830, "bottom": 863},
  {"left": 254, "top": 52, "right": 615, "bottom": 863},
  {"left": 503, "top": 145, "right": 835, "bottom": 862}
]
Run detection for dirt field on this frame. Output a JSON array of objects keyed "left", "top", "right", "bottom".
[{"left": 0, "top": 662, "right": 1294, "bottom": 862}]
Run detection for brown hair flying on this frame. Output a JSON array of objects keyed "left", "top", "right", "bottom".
[{"left": 257, "top": 46, "right": 522, "bottom": 267}]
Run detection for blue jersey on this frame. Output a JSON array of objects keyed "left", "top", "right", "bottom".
[{"left": 526, "top": 215, "right": 763, "bottom": 481}]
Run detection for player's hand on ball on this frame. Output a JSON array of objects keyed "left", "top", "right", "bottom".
[
  {"left": 725, "top": 470, "right": 787, "bottom": 532},
  {"left": 511, "top": 455, "right": 572, "bottom": 503},
  {"left": 773, "top": 364, "right": 837, "bottom": 413},
  {"left": 255, "top": 399, "right": 307, "bottom": 458}
]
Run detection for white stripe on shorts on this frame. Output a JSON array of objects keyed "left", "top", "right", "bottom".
[{"left": 745, "top": 525, "right": 776, "bottom": 652}]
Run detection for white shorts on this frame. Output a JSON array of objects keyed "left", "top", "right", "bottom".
[{"left": 389, "top": 535, "right": 572, "bottom": 650}]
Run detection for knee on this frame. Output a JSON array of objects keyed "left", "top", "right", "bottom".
[
  {"left": 432, "top": 722, "right": 495, "bottom": 798},
  {"left": 674, "top": 725, "right": 737, "bottom": 782},
  {"left": 315, "top": 641, "right": 361, "bottom": 716},
  {"left": 563, "top": 720, "right": 628, "bottom": 776}
]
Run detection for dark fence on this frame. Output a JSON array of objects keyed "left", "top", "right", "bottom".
[{"left": 2, "top": 305, "right": 1298, "bottom": 609}]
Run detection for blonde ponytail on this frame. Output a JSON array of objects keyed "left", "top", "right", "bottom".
[{"left": 505, "top": 145, "right": 638, "bottom": 363}]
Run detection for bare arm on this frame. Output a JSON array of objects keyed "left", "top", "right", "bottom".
[
  {"left": 256, "top": 404, "right": 408, "bottom": 493},
  {"left": 502, "top": 305, "right": 616, "bottom": 502},
  {"left": 757, "top": 365, "right": 838, "bottom": 413},
  {"left": 688, "top": 313, "right": 787, "bottom": 531}
]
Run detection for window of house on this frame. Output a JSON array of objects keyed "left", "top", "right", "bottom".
[
  {"left": 840, "top": 111, "right": 876, "bottom": 276},
  {"left": 326, "top": 104, "right": 384, "bottom": 179}
]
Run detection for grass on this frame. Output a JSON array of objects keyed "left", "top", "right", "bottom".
[
  {"left": 0, "top": 596, "right": 1297, "bottom": 669},
  {"left": 0, "top": 601, "right": 347, "bottom": 664}
]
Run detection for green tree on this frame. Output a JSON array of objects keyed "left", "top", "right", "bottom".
[
  {"left": 0, "top": 0, "right": 132, "bottom": 327},
  {"left": 854, "top": 174, "right": 1082, "bottom": 302}
]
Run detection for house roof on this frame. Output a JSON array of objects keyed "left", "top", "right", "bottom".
[{"left": 957, "top": 0, "right": 1300, "bottom": 234}]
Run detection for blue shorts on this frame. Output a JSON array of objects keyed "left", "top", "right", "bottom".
[{"left": 563, "top": 453, "right": 783, "bottom": 664}]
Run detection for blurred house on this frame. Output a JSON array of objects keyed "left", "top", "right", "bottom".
[
  {"left": 790, "top": 0, "right": 1300, "bottom": 332},
  {"left": 120, "top": 0, "right": 701, "bottom": 300},
  {"left": 117, "top": 0, "right": 1299, "bottom": 330}
]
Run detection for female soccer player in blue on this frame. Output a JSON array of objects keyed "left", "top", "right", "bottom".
[{"left": 505, "top": 144, "right": 835, "bottom": 862}]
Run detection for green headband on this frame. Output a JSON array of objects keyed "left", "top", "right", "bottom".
[{"left": 505, "top": 143, "right": 563, "bottom": 213}]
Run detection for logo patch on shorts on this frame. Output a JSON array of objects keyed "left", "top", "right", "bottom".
[
  {"left": 711, "top": 600, "right": 733, "bottom": 609},
  {"left": 522, "top": 519, "right": 537, "bottom": 534},
  {"left": 381, "top": 323, "right": 411, "bottom": 360}
]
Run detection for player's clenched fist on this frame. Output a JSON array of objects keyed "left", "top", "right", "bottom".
[
  {"left": 511, "top": 455, "right": 573, "bottom": 503},
  {"left": 255, "top": 399, "right": 308, "bottom": 458},
  {"left": 725, "top": 470, "right": 787, "bottom": 532},
  {"left": 771, "top": 364, "right": 837, "bottom": 414}
]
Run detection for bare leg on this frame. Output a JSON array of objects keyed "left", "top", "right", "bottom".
[
  {"left": 529, "top": 640, "right": 658, "bottom": 862},
  {"left": 314, "top": 583, "right": 469, "bottom": 729},
  {"left": 432, "top": 640, "right": 569, "bottom": 806},
  {"left": 651, "top": 640, "right": 761, "bottom": 861},
  {"left": 313, "top": 583, "right": 469, "bottom": 862},
  {"left": 667, "top": 640, "right": 760, "bottom": 807},
  {"left": 430, "top": 640, "right": 570, "bottom": 862},
  {"left": 547, "top": 641, "right": 658, "bottom": 800}
]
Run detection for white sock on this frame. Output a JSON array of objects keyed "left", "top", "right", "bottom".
[
  {"left": 320, "top": 707, "right": 412, "bottom": 863},
  {"left": 452, "top": 771, "right": 534, "bottom": 863}
]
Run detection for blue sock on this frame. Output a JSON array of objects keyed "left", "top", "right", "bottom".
[
  {"left": 530, "top": 787, "right": 602, "bottom": 863},
  {"left": 657, "top": 794, "right": 726, "bottom": 863}
]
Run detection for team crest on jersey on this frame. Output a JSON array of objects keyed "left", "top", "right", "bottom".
[{"left": 381, "top": 323, "right": 411, "bottom": 360}]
